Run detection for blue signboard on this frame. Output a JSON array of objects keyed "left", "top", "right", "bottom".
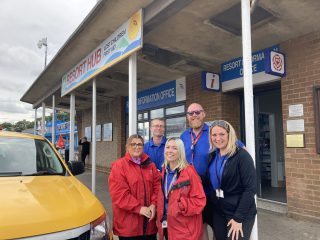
[
  {"left": 201, "top": 71, "right": 220, "bottom": 91},
  {"left": 221, "top": 45, "right": 280, "bottom": 82},
  {"left": 125, "top": 78, "right": 186, "bottom": 112},
  {"left": 46, "top": 121, "right": 77, "bottom": 135}
]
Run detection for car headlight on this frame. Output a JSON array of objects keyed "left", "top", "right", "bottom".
[{"left": 90, "top": 212, "right": 112, "bottom": 240}]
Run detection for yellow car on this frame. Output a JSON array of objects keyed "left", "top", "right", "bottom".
[{"left": 0, "top": 131, "right": 112, "bottom": 240}]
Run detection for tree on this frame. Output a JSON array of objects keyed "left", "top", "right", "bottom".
[
  {"left": 14, "top": 120, "right": 33, "bottom": 132},
  {"left": 1, "top": 122, "right": 14, "bottom": 131}
]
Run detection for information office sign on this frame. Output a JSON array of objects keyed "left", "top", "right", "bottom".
[
  {"left": 221, "top": 45, "right": 284, "bottom": 92},
  {"left": 61, "top": 9, "right": 143, "bottom": 96},
  {"left": 125, "top": 77, "right": 186, "bottom": 112}
]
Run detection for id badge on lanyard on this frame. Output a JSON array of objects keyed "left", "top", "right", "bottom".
[
  {"left": 216, "top": 189, "right": 224, "bottom": 198},
  {"left": 215, "top": 154, "right": 227, "bottom": 198},
  {"left": 162, "top": 220, "right": 168, "bottom": 228}
]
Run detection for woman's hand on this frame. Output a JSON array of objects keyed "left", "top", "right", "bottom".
[
  {"left": 227, "top": 219, "right": 244, "bottom": 240},
  {"left": 139, "top": 206, "right": 151, "bottom": 218},
  {"left": 148, "top": 204, "right": 156, "bottom": 221}
]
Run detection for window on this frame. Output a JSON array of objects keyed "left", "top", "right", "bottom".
[
  {"left": 166, "top": 105, "right": 185, "bottom": 115},
  {"left": 136, "top": 104, "right": 186, "bottom": 141},
  {"left": 313, "top": 86, "right": 320, "bottom": 153},
  {"left": 0, "top": 137, "right": 65, "bottom": 176},
  {"left": 166, "top": 117, "right": 186, "bottom": 138},
  {"left": 150, "top": 108, "right": 164, "bottom": 119}
]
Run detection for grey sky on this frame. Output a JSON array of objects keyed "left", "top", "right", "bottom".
[{"left": 0, "top": 0, "right": 96, "bottom": 123}]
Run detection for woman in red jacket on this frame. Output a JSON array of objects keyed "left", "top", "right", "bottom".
[
  {"left": 108, "top": 134, "right": 160, "bottom": 240},
  {"left": 157, "top": 137, "right": 206, "bottom": 240}
]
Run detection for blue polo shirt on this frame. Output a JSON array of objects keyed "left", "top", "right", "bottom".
[
  {"left": 144, "top": 137, "right": 167, "bottom": 171},
  {"left": 180, "top": 123, "right": 210, "bottom": 179}
]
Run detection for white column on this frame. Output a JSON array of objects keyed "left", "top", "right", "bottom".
[
  {"left": 70, "top": 93, "right": 75, "bottom": 161},
  {"left": 241, "top": 0, "right": 258, "bottom": 239},
  {"left": 92, "top": 78, "right": 97, "bottom": 194},
  {"left": 41, "top": 102, "right": 46, "bottom": 136},
  {"left": 34, "top": 109, "right": 37, "bottom": 135},
  {"left": 128, "top": 52, "right": 137, "bottom": 135},
  {"left": 52, "top": 95, "right": 55, "bottom": 145}
]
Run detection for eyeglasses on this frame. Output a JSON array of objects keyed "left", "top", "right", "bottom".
[
  {"left": 152, "top": 125, "right": 165, "bottom": 129},
  {"left": 210, "top": 120, "right": 229, "bottom": 132},
  {"left": 129, "top": 143, "right": 144, "bottom": 148},
  {"left": 186, "top": 110, "right": 204, "bottom": 116}
]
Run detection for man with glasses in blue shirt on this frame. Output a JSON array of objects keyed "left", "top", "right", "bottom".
[{"left": 144, "top": 118, "right": 167, "bottom": 171}]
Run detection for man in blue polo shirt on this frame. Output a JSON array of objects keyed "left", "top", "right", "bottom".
[
  {"left": 144, "top": 118, "right": 166, "bottom": 171},
  {"left": 180, "top": 103, "right": 213, "bottom": 240}
]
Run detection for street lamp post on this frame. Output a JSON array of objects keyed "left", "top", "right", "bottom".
[{"left": 37, "top": 37, "right": 48, "bottom": 68}]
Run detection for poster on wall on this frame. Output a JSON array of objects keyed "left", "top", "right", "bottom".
[
  {"left": 103, "top": 123, "right": 113, "bottom": 141},
  {"left": 85, "top": 126, "right": 91, "bottom": 142},
  {"left": 96, "top": 124, "right": 102, "bottom": 141}
]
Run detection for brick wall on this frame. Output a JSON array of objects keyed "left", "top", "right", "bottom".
[
  {"left": 185, "top": 72, "right": 242, "bottom": 137},
  {"left": 81, "top": 96, "right": 124, "bottom": 172},
  {"left": 281, "top": 31, "right": 320, "bottom": 221}
]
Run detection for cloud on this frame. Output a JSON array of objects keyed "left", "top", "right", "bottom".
[
  {"left": 0, "top": 100, "right": 30, "bottom": 114},
  {"left": 0, "top": 0, "right": 96, "bottom": 123}
]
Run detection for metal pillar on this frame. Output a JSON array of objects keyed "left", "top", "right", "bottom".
[
  {"left": 52, "top": 95, "right": 55, "bottom": 145},
  {"left": 41, "top": 102, "right": 46, "bottom": 136},
  {"left": 241, "top": 0, "right": 258, "bottom": 239},
  {"left": 34, "top": 109, "right": 37, "bottom": 135},
  {"left": 92, "top": 78, "right": 97, "bottom": 194},
  {"left": 70, "top": 93, "right": 75, "bottom": 161},
  {"left": 128, "top": 52, "right": 137, "bottom": 135}
]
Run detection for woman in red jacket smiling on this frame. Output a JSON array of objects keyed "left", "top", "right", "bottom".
[
  {"left": 108, "top": 134, "right": 160, "bottom": 240},
  {"left": 157, "top": 137, "right": 206, "bottom": 240}
]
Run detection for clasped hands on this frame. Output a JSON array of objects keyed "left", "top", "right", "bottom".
[{"left": 139, "top": 204, "right": 156, "bottom": 221}]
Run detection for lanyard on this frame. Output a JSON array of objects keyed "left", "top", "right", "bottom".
[
  {"left": 190, "top": 129, "right": 203, "bottom": 160},
  {"left": 214, "top": 153, "right": 228, "bottom": 189},
  {"left": 164, "top": 170, "right": 177, "bottom": 199}
]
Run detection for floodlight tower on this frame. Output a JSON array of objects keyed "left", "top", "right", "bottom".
[{"left": 37, "top": 37, "right": 48, "bottom": 68}]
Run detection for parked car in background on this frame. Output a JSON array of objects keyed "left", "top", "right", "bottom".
[{"left": 0, "top": 131, "right": 112, "bottom": 240}]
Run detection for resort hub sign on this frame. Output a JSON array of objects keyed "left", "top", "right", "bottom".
[
  {"left": 61, "top": 9, "right": 143, "bottom": 96},
  {"left": 221, "top": 45, "right": 286, "bottom": 92}
]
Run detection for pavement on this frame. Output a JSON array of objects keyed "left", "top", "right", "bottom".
[{"left": 76, "top": 170, "right": 320, "bottom": 240}]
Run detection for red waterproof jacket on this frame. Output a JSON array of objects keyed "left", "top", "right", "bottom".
[
  {"left": 157, "top": 165, "right": 206, "bottom": 240},
  {"left": 108, "top": 152, "right": 160, "bottom": 237}
]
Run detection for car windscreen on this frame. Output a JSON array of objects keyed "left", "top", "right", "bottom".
[{"left": 0, "top": 137, "right": 66, "bottom": 176}]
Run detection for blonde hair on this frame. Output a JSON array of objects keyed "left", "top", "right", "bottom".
[
  {"left": 163, "top": 137, "right": 188, "bottom": 172},
  {"left": 209, "top": 120, "right": 238, "bottom": 157}
]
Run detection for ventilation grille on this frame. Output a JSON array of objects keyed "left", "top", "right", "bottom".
[{"left": 209, "top": 3, "right": 274, "bottom": 36}]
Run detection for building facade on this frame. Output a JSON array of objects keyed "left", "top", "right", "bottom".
[{"left": 21, "top": 0, "right": 320, "bottom": 222}]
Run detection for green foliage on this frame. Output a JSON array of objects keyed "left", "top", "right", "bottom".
[
  {"left": 0, "top": 112, "right": 71, "bottom": 132},
  {"left": 1, "top": 120, "right": 34, "bottom": 132}
]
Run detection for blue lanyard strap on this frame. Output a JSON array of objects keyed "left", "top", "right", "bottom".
[
  {"left": 215, "top": 153, "right": 228, "bottom": 189},
  {"left": 164, "top": 170, "right": 177, "bottom": 199}
]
